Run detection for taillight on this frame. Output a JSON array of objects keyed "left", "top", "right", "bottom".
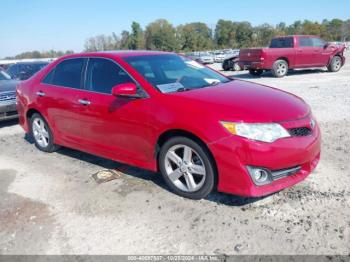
[{"left": 260, "top": 51, "right": 265, "bottom": 61}]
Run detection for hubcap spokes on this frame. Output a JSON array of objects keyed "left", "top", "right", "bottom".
[
  {"left": 277, "top": 63, "right": 287, "bottom": 75},
  {"left": 165, "top": 145, "right": 206, "bottom": 192},
  {"left": 33, "top": 118, "right": 49, "bottom": 148},
  {"left": 334, "top": 59, "right": 341, "bottom": 70}
]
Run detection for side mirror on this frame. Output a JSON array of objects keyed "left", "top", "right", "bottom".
[
  {"left": 111, "top": 82, "right": 138, "bottom": 97},
  {"left": 324, "top": 42, "right": 330, "bottom": 49}
]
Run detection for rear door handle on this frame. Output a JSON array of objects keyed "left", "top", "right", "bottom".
[
  {"left": 36, "top": 91, "right": 45, "bottom": 97},
  {"left": 78, "top": 99, "right": 91, "bottom": 106}
]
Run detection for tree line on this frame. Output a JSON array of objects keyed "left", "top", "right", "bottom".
[
  {"left": 84, "top": 18, "right": 350, "bottom": 52},
  {"left": 4, "top": 18, "right": 350, "bottom": 59},
  {"left": 4, "top": 50, "right": 75, "bottom": 60}
]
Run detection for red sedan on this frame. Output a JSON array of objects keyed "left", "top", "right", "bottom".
[{"left": 16, "top": 51, "right": 321, "bottom": 199}]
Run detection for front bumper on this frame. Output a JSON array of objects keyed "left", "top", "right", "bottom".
[
  {"left": 209, "top": 118, "right": 321, "bottom": 197},
  {"left": 0, "top": 100, "right": 18, "bottom": 121}
]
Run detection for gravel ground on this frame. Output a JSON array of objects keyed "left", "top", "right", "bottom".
[{"left": 0, "top": 53, "right": 349, "bottom": 255}]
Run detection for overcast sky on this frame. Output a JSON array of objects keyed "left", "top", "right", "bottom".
[{"left": 1, "top": 0, "right": 349, "bottom": 58}]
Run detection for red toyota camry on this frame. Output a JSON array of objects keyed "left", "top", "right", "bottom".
[{"left": 16, "top": 51, "right": 321, "bottom": 199}]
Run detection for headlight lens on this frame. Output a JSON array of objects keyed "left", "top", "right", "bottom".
[{"left": 221, "top": 122, "right": 291, "bottom": 143}]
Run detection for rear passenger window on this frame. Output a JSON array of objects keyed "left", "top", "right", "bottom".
[
  {"left": 299, "top": 37, "right": 313, "bottom": 47},
  {"left": 86, "top": 58, "right": 134, "bottom": 94},
  {"left": 43, "top": 58, "right": 84, "bottom": 89},
  {"left": 270, "top": 37, "right": 294, "bottom": 48}
]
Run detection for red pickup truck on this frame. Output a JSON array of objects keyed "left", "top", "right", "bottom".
[{"left": 238, "top": 35, "right": 346, "bottom": 77}]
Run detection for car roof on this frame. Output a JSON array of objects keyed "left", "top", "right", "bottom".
[
  {"left": 274, "top": 35, "right": 319, "bottom": 38},
  {"left": 59, "top": 50, "right": 175, "bottom": 60}
]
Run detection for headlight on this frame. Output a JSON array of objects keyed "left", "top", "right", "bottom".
[{"left": 221, "top": 122, "right": 290, "bottom": 143}]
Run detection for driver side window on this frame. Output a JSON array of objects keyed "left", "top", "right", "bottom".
[
  {"left": 85, "top": 58, "right": 135, "bottom": 94},
  {"left": 311, "top": 38, "right": 326, "bottom": 48}
]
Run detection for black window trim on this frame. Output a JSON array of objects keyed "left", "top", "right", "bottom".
[
  {"left": 41, "top": 56, "right": 148, "bottom": 98},
  {"left": 82, "top": 57, "right": 148, "bottom": 98},
  {"left": 41, "top": 57, "right": 87, "bottom": 90}
]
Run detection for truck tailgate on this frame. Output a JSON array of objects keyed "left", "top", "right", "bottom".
[{"left": 239, "top": 48, "right": 263, "bottom": 61}]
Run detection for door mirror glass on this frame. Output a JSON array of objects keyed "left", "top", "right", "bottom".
[{"left": 112, "top": 82, "right": 138, "bottom": 97}]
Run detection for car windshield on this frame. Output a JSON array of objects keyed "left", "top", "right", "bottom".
[
  {"left": 123, "top": 54, "right": 230, "bottom": 93},
  {"left": 0, "top": 70, "right": 12, "bottom": 80},
  {"left": 19, "top": 63, "right": 48, "bottom": 80}
]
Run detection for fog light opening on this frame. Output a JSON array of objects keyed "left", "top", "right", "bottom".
[
  {"left": 253, "top": 169, "right": 268, "bottom": 182},
  {"left": 247, "top": 166, "right": 272, "bottom": 186}
]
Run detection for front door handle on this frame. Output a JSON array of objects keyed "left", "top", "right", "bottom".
[
  {"left": 78, "top": 99, "right": 91, "bottom": 106},
  {"left": 36, "top": 91, "right": 45, "bottom": 97}
]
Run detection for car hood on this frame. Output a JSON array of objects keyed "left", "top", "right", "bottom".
[
  {"left": 0, "top": 80, "right": 18, "bottom": 93},
  {"left": 170, "top": 80, "right": 310, "bottom": 123}
]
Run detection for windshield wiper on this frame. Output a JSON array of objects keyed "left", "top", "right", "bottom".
[
  {"left": 175, "top": 87, "right": 191, "bottom": 92},
  {"left": 209, "top": 81, "right": 220, "bottom": 86}
]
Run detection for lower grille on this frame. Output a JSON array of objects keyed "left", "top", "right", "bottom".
[
  {"left": 271, "top": 166, "right": 301, "bottom": 181},
  {"left": 288, "top": 127, "right": 312, "bottom": 137}
]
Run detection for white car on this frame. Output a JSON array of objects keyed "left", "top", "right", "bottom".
[
  {"left": 197, "top": 52, "right": 214, "bottom": 64},
  {"left": 214, "top": 52, "right": 226, "bottom": 63}
]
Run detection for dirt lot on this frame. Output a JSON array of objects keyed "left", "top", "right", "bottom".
[{"left": 1, "top": 53, "right": 349, "bottom": 255}]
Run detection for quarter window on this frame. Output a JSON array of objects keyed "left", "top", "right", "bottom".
[
  {"left": 43, "top": 58, "right": 85, "bottom": 89},
  {"left": 85, "top": 58, "right": 134, "bottom": 94},
  {"left": 270, "top": 37, "right": 294, "bottom": 48}
]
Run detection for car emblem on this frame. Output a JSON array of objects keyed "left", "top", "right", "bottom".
[
  {"left": 310, "top": 119, "right": 315, "bottom": 129},
  {"left": 248, "top": 53, "right": 251, "bottom": 57}
]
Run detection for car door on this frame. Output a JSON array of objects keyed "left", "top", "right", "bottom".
[
  {"left": 74, "top": 57, "right": 153, "bottom": 162},
  {"left": 37, "top": 58, "right": 90, "bottom": 144},
  {"left": 295, "top": 37, "right": 315, "bottom": 67},
  {"left": 311, "top": 37, "right": 332, "bottom": 66}
]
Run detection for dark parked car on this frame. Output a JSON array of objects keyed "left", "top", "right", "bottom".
[
  {"left": 7, "top": 61, "right": 49, "bottom": 80},
  {"left": 0, "top": 69, "right": 18, "bottom": 121}
]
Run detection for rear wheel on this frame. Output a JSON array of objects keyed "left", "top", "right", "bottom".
[
  {"left": 249, "top": 69, "right": 263, "bottom": 76},
  {"left": 272, "top": 60, "right": 288, "bottom": 78},
  {"left": 30, "top": 113, "right": 59, "bottom": 152},
  {"left": 158, "top": 136, "right": 216, "bottom": 200},
  {"left": 328, "top": 56, "right": 342, "bottom": 72}
]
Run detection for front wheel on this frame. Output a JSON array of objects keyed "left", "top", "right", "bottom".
[
  {"left": 328, "top": 56, "right": 342, "bottom": 72},
  {"left": 158, "top": 137, "right": 216, "bottom": 200},
  {"left": 30, "top": 113, "right": 59, "bottom": 152},
  {"left": 222, "top": 60, "right": 232, "bottom": 71}
]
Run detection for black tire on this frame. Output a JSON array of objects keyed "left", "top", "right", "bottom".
[
  {"left": 30, "top": 113, "right": 59, "bottom": 153},
  {"left": 222, "top": 59, "right": 232, "bottom": 71},
  {"left": 272, "top": 60, "right": 288, "bottom": 78},
  {"left": 249, "top": 69, "right": 263, "bottom": 76},
  {"left": 327, "top": 56, "right": 342, "bottom": 72},
  {"left": 158, "top": 136, "right": 216, "bottom": 200}
]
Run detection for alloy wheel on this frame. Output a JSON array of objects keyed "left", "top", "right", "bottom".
[
  {"left": 32, "top": 118, "right": 50, "bottom": 148},
  {"left": 333, "top": 57, "right": 341, "bottom": 71},
  {"left": 164, "top": 144, "right": 206, "bottom": 192},
  {"left": 276, "top": 62, "right": 287, "bottom": 76}
]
